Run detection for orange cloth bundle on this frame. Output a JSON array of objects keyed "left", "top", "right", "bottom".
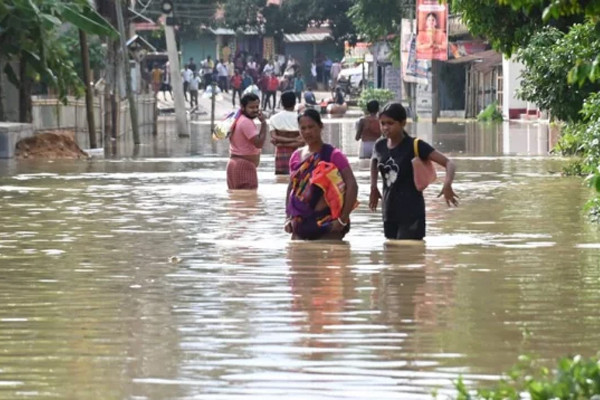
[{"left": 310, "top": 161, "right": 357, "bottom": 219}]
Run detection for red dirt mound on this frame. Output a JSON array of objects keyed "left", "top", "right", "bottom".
[{"left": 15, "top": 130, "right": 88, "bottom": 160}]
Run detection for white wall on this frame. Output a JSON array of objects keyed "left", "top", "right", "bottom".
[{"left": 502, "top": 55, "right": 529, "bottom": 118}]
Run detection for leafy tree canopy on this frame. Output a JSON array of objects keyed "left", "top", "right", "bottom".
[
  {"left": 139, "top": 0, "right": 220, "bottom": 32},
  {"left": 453, "top": 0, "right": 580, "bottom": 55},
  {"left": 348, "top": 0, "right": 413, "bottom": 42},
  {"left": 516, "top": 22, "right": 600, "bottom": 122},
  {"left": 221, "top": 0, "right": 355, "bottom": 44},
  {"left": 0, "top": 0, "right": 116, "bottom": 108},
  {"left": 500, "top": 0, "right": 600, "bottom": 20}
]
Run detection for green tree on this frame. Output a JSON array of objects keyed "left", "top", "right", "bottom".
[
  {"left": 0, "top": 0, "right": 117, "bottom": 122},
  {"left": 140, "top": 0, "right": 219, "bottom": 34},
  {"left": 516, "top": 23, "right": 600, "bottom": 122},
  {"left": 451, "top": 0, "right": 580, "bottom": 55},
  {"left": 60, "top": 26, "right": 107, "bottom": 81},
  {"left": 304, "top": 0, "right": 356, "bottom": 44},
  {"left": 221, "top": 0, "right": 355, "bottom": 44},
  {"left": 348, "top": 0, "right": 412, "bottom": 42}
]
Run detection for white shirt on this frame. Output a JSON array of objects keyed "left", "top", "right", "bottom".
[
  {"left": 217, "top": 63, "right": 228, "bottom": 77},
  {"left": 269, "top": 110, "right": 299, "bottom": 132},
  {"left": 183, "top": 68, "right": 193, "bottom": 83},
  {"left": 263, "top": 63, "right": 274, "bottom": 75},
  {"left": 189, "top": 76, "right": 201, "bottom": 91}
]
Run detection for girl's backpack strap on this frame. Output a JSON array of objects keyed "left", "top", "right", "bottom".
[{"left": 413, "top": 138, "right": 420, "bottom": 158}]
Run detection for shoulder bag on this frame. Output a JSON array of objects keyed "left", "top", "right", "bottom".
[{"left": 411, "top": 138, "right": 437, "bottom": 191}]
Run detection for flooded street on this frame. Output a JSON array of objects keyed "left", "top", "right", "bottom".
[{"left": 1, "top": 120, "right": 599, "bottom": 399}]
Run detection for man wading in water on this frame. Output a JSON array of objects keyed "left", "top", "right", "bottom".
[{"left": 226, "top": 93, "right": 268, "bottom": 189}]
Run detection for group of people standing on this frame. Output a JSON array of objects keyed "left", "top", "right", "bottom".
[{"left": 225, "top": 92, "right": 459, "bottom": 242}]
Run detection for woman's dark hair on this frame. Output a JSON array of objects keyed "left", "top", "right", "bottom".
[
  {"left": 298, "top": 108, "right": 323, "bottom": 128},
  {"left": 366, "top": 100, "right": 380, "bottom": 114},
  {"left": 380, "top": 102, "right": 407, "bottom": 122},
  {"left": 241, "top": 93, "right": 259, "bottom": 107}
]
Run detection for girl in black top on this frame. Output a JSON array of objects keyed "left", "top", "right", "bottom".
[{"left": 369, "top": 103, "right": 458, "bottom": 240}]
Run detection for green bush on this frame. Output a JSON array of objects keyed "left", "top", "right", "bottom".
[
  {"left": 357, "top": 88, "right": 395, "bottom": 113},
  {"left": 556, "top": 92, "right": 600, "bottom": 219},
  {"left": 451, "top": 354, "right": 600, "bottom": 400},
  {"left": 477, "top": 101, "right": 503, "bottom": 122},
  {"left": 517, "top": 23, "right": 600, "bottom": 123}
]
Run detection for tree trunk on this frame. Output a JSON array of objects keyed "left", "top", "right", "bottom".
[
  {"left": 79, "top": 29, "right": 97, "bottom": 148},
  {"left": 97, "top": 0, "right": 118, "bottom": 146},
  {"left": 18, "top": 56, "right": 32, "bottom": 123}
]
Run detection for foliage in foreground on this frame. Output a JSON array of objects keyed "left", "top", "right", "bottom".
[
  {"left": 450, "top": 354, "right": 600, "bottom": 400},
  {"left": 357, "top": 88, "right": 395, "bottom": 113}
]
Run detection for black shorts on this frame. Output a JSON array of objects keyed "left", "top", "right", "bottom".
[{"left": 384, "top": 218, "right": 425, "bottom": 240}]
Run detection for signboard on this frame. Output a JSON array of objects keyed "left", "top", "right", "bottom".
[
  {"left": 448, "top": 40, "right": 488, "bottom": 60},
  {"left": 263, "top": 37, "right": 275, "bottom": 60},
  {"left": 384, "top": 65, "right": 402, "bottom": 101},
  {"left": 344, "top": 41, "right": 371, "bottom": 65},
  {"left": 404, "top": 34, "right": 430, "bottom": 84},
  {"left": 416, "top": 0, "right": 448, "bottom": 61}
]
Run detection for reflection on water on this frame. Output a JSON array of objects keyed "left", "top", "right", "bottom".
[
  {"left": 105, "top": 119, "right": 558, "bottom": 159},
  {"left": 0, "top": 121, "right": 598, "bottom": 399}
]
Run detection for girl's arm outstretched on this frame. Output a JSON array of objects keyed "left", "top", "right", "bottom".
[{"left": 428, "top": 151, "right": 459, "bottom": 206}]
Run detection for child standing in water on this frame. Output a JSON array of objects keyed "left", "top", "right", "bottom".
[{"left": 369, "top": 103, "right": 458, "bottom": 240}]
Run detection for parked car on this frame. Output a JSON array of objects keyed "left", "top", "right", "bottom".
[{"left": 336, "top": 56, "right": 372, "bottom": 96}]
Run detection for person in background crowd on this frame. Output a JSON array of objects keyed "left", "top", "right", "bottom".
[
  {"left": 263, "top": 59, "right": 275, "bottom": 75},
  {"left": 151, "top": 63, "right": 162, "bottom": 96},
  {"left": 230, "top": 69, "right": 243, "bottom": 107},
  {"left": 182, "top": 64, "right": 193, "bottom": 102},
  {"left": 303, "top": 85, "right": 317, "bottom": 109},
  {"left": 202, "top": 55, "right": 214, "bottom": 88},
  {"left": 160, "top": 62, "right": 173, "bottom": 101},
  {"left": 330, "top": 59, "right": 342, "bottom": 87},
  {"left": 258, "top": 73, "right": 270, "bottom": 111},
  {"left": 188, "top": 57, "right": 197, "bottom": 72},
  {"left": 226, "top": 56, "right": 235, "bottom": 92},
  {"left": 241, "top": 70, "right": 254, "bottom": 93},
  {"left": 265, "top": 73, "right": 279, "bottom": 112},
  {"left": 188, "top": 71, "right": 201, "bottom": 110},
  {"left": 217, "top": 59, "right": 229, "bottom": 93},
  {"left": 293, "top": 72, "right": 305, "bottom": 104},
  {"left": 323, "top": 56, "right": 332, "bottom": 89}
]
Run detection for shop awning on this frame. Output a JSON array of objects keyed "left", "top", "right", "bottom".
[
  {"left": 284, "top": 32, "right": 332, "bottom": 43},
  {"left": 446, "top": 49, "right": 501, "bottom": 65}
]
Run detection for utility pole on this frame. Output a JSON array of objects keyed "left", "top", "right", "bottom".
[
  {"left": 162, "top": 0, "right": 189, "bottom": 137},
  {"left": 210, "top": 81, "right": 217, "bottom": 135},
  {"left": 115, "top": 0, "right": 140, "bottom": 144},
  {"left": 79, "top": 29, "right": 97, "bottom": 148},
  {"left": 432, "top": 60, "right": 439, "bottom": 124}
]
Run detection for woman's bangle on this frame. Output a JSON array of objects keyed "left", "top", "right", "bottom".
[{"left": 337, "top": 217, "right": 348, "bottom": 227}]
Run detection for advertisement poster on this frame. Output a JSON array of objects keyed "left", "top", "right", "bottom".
[
  {"left": 416, "top": 0, "right": 448, "bottom": 61},
  {"left": 404, "top": 34, "right": 430, "bottom": 84}
]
